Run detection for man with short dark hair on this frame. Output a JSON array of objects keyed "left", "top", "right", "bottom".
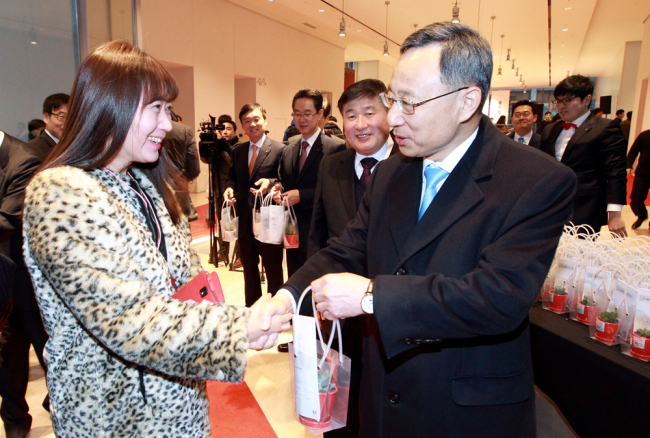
[
  {"left": 539, "top": 74, "right": 628, "bottom": 236},
  {"left": 24, "top": 93, "right": 69, "bottom": 161},
  {"left": 270, "top": 89, "right": 345, "bottom": 277},
  {"left": 615, "top": 109, "right": 625, "bottom": 124},
  {"left": 621, "top": 111, "right": 633, "bottom": 140},
  {"left": 592, "top": 107, "right": 604, "bottom": 117},
  {"left": 224, "top": 104, "right": 285, "bottom": 306},
  {"left": 508, "top": 100, "right": 541, "bottom": 147},
  {"left": 261, "top": 22, "right": 576, "bottom": 437}
]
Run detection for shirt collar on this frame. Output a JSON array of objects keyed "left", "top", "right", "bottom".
[
  {"left": 514, "top": 130, "right": 533, "bottom": 142},
  {"left": 571, "top": 110, "right": 591, "bottom": 129},
  {"left": 45, "top": 129, "right": 59, "bottom": 144},
  {"left": 302, "top": 128, "right": 321, "bottom": 146},
  {"left": 355, "top": 137, "right": 392, "bottom": 168},
  {"left": 423, "top": 127, "right": 479, "bottom": 174},
  {"left": 251, "top": 133, "right": 266, "bottom": 148}
]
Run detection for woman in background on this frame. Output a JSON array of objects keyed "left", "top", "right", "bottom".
[{"left": 22, "top": 41, "right": 289, "bottom": 437}]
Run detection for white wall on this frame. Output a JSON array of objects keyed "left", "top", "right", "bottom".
[
  {"left": 138, "top": 0, "right": 345, "bottom": 191},
  {"left": 592, "top": 45, "right": 625, "bottom": 118},
  {"left": 619, "top": 41, "right": 642, "bottom": 120},
  {"left": 355, "top": 60, "right": 394, "bottom": 89},
  {"left": 629, "top": 18, "right": 650, "bottom": 143}
]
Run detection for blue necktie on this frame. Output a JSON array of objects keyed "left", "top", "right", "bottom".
[
  {"left": 418, "top": 164, "right": 449, "bottom": 220},
  {"left": 518, "top": 137, "right": 526, "bottom": 144}
]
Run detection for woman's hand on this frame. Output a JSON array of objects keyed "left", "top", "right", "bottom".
[{"left": 247, "top": 294, "right": 292, "bottom": 350}]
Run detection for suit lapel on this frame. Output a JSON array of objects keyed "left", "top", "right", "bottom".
[
  {"left": 562, "top": 114, "right": 594, "bottom": 163},
  {"left": 251, "top": 138, "right": 272, "bottom": 179},
  {"left": 388, "top": 159, "right": 422, "bottom": 258},
  {"left": 544, "top": 122, "right": 564, "bottom": 156},
  {"left": 298, "top": 133, "right": 323, "bottom": 181},
  {"left": 337, "top": 150, "right": 356, "bottom": 220}
]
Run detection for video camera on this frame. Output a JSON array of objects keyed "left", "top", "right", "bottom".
[{"left": 198, "top": 115, "right": 230, "bottom": 164}]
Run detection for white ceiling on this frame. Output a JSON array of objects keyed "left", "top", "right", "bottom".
[{"left": 227, "top": 0, "right": 650, "bottom": 90}]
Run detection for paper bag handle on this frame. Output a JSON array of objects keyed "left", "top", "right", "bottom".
[{"left": 296, "top": 286, "right": 343, "bottom": 368}]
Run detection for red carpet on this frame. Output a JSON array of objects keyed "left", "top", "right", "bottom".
[
  {"left": 207, "top": 380, "right": 277, "bottom": 437},
  {"left": 626, "top": 174, "right": 650, "bottom": 206},
  {"left": 189, "top": 203, "right": 210, "bottom": 239}
]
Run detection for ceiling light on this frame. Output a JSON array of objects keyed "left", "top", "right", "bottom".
[
  {"left": 506, "top": 49, "right": 511, "bottom": 62},
  {"left": 565, "top": 7, "right": 571, "bottom": 10},
  {"left": 339, "top": 18, "right": 346, "bottom": 36},
  {"left": 29, "top": 27, "right": 38, "bottom": 45},
  {"left": 319, "top": 9, "right": 324, "bottom": 12},
  {"left": 519, "top": 75, "right": 523, "bottom": 84},
  {"left": 497, "top": 66, "right": 502, "bottom": 77},
  {"left": 383, "top": 1, "right": 390, "bottom": 56},
  {"left": 561, "top": 43, "right": 566, "bottom": 46},
  {"left": 451, "top": 1, "right": 460, "bottom": 23},
  {"left": 383, "top": 42, "right": 389, "bottom": 56},
  {"left": 562, "top": 28, "right": 568, "bottom": 31},
  {"left": 511, "top": 60, "right": 515, "bottom": 71},
  {"left": 497, "top": 34, "right": 504, "bottom": 78},
  {"left": 515, "top": 68, "right": 519, "bottom": 78}
]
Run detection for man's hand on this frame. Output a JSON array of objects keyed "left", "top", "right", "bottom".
[
  {"left": 250, "top": 178, "right": 271, "bottom": 196},
  {"left": 258, "top": 293, "right": 294, "bottom": 332},
  {"left": 223, "top": 188, "right": 236, "bottom": 206},
  {"left": 312, "top": 273, "right": 371, "bottom": 320},
  {"left": 247, "top": 294, "right": 292, "bottom": 350},
  {"left": 608, "top": 211, "right": 627, "bottom": 237},
  {"left": 277, "top": 189, "right": 300, "bottom": 207}
]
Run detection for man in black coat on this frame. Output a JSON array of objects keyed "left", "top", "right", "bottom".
[
  {"left": 24, "top": 93, "right": 69, "bottom": 161},
  {"left": 627, "top": 129, "right": 650, "bottom": 229},
  {"left": 163, "top": 120, "right": 200, "bottom": 220},
  {"left": 507, "top": 100, "right": 541, "bottom": 147},
  {"left": 0, "top": 132, "right": 48, "bottom": 438},
  {"left": 260, "top": 23, "right": 577, "bottom": 438},
  {"left": 539, "top": 74, "right": 628, "bottom": 236},
  {"left": 224, "top": 104, "right": 285, "bottom": 306},
  {"left": 271, "top": 89, "right": 345, "bottom": 277}
]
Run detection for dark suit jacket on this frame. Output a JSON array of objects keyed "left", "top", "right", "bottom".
[
  {"left": 539, "top": 113, "right": 627, "bottom": 230},
  {"left": 508, "top": 130, "right": 541, "bottom": 148},
  {"left": 277, "top": 132, "right": 345, "bottom": 255},
  {"left": 24, "top": 128, "right": 56, "bottom": 162},
  {"left": 226, "top": 137, "right": 284, "bottom": 235},
  {"left": 627, "top": 129, "right": 650, "bottom": 176},
  {"left": 307, "top": 142, "right": 399, "bottom": 259},
  {"left": 164, "top": 121, "right": 200, "bottom": 182},
  {"left": 1, "top": 133, "right": 42, "bottom": 310},
  {"left": 285, "top": 116, "right": 577, "bottom": 437}
]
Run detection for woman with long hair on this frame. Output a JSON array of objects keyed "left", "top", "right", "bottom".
[{"left": 22, "top": 41, "right": 289, "bottom": 437}]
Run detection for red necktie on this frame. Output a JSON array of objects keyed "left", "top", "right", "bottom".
[
  {"left": 299, "top": 141, "right": 309, "bottom": 173},
  {"left": 360, "top": 158, "right": 378, "bottom": 186},
  {"left": 562, "top": 122, "right": 577, "bottom": 130}
]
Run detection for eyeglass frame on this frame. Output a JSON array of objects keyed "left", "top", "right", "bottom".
[
  {"left": 552, "top": 96, "right": 581, "bottom": 106},
  {"left": 379, "top": 87, "right": 469, "bottom": 115},
  {"left": 293, "top": 111, "right": 321, "bottom": 120},
  {"left": 47, "top": 111, "right": 68, "bottom": 122}
]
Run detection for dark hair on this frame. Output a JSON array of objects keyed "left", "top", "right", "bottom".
[
  {"left": 218, "top": 114, "right": 233, "bottom": 124},
  {"left": 28, "top": 119, "right": 46, "bottom": 132},
  {"left": 329, "top": 116, "right": 337, "bottom": 122},
  {"left": 322, "top": 96, "right": 332, "bottom": 119},
  {"left": 337, "top": 79, "right": 387, "bottom": 114},
  {"left": 544, "top": 111, "right": 552, "bottom": 116},
  {"left": 511, "top": 100, "right": 536, "bottom": 115},
  {"left": 238, "top": 103, "right": 267, "bottom": 123},
  {"left": 41, "top": 41, "right": 182, "bottom": 223},
  {"left": 592, "top": 108, "right": 602, "bottom": 114},
  {"left": 554, "top": 74, "right": 593, "bottom": 100},
  {"left": 401, "top": 22, "right": 492, "bottom": 112},
  {"left": 552, "top": 113, "right": 562, "bottom": 122},
  {"left": 627, "top": 111, "right": 633, "bottom": 120},
  {"left": 616, "top": 109, "right": 624, "bottom": 117},
  {"left": 496, "top": 115, "right": 506, "bottom": 125},
  {"left": 223, "top": 120, "right": 237, "bottom": 131},
  {"left": 292, "top": 88, "right": 323, "bottom": 112},
  {"left": 43, "top": 93, "right": 70, "bottom": 114}
]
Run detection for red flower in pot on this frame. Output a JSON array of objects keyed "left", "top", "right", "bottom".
[
  {"left": 630, "top": 328, "right": 650, "bottom": 361},
  {"left": 576, "top": 297, "right": 598, "bottom": 324},
  {"left": 595, "top": 311, "right": 620, "bottom": 344},
  {"left": 299, "top": 363, "right": 338, "bottom": 429},
  {"left": 548, "top": 285, "right": 568, "bottom": 313}
]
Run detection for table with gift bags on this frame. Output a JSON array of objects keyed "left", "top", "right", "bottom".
[{"left": 530, "top": 224, "right": 650, "bottom": 437}]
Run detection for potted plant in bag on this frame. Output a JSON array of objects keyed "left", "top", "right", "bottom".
[
  {"left": 630, "top": 328, "right": 650, "bottom": 360},
  {"left": 595, "top": 310, "right": 620, "bottom": 343},
  {"left": 548, "top": 285, "right": 568, "bottom": 313},
  {"left": 576, "top": 296, "right": 598, "bottom": 325},
  {"left": 283, "top": 222, "right": 299, "bottom": 249},
  {"left": 299, "top": 362, "right": 338, "bottom": 428},
  {"left": 222, "top": 221, "right": 237, "bottom": 242}
]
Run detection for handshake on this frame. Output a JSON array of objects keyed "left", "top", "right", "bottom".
[{"left": 246, "top": 293, "right": 293, "bottom": 350}]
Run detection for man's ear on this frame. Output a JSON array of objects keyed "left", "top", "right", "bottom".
[
  {"left": 533, "top": 114, "right": 538, "bottom": 123},
  {"left": 459, "top": 87, "right": 482, "bottom": 123}
]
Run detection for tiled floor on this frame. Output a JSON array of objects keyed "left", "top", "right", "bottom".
[{"left": 3, "top": 191, "right": 647, "bottom": 437}]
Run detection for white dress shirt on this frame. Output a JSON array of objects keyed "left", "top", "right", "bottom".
[
  {"left": 514, "top": 130, "right": 533, "bottom": 145},
  {"left": 248, "top": 133, "right": 267, "bottom": 166},
  {"left": 354, "top": 138, "right": 393, "bottom": 179},
  {"left": 300, "top": 128, "right": 321, "bottom": 157}
]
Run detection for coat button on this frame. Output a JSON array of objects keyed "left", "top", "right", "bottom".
[
  {"left": 404, "top": 338, "right": 412, "bottom": 345},
  {"left": 413, "top": 339, "right": 422, "bottom": 345},
  {"left": 396, "top": 268, "right": 406, "bottom": 275},
  {"left": 389, "top": 393, "right": 400, "bottom": 404}
]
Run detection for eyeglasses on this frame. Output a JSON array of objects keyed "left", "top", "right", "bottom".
[
  {"left": 513, "top": 111, "right": 533, "bottom": 118},
  {"left": 552, "top": 96, "right": 578, "bottom": 106},
  {"left": 379, "top": 87, "right": 469, "bottom": 115},
  {"left": 48, "top": 111, "right": 67, "bottom": 122},
  {"left": 293, "top": 113, "right": 318, "bottom": 120}
]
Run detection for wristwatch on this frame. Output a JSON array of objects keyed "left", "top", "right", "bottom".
[{"left": 361, "top": 280, "right": 374, "bottom": 314}]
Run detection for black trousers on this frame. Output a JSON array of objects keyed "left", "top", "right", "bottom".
[
  {"left": 0, "top": 303, "right": 48, "bottom": 436},
  {"left": 630, "top": 175, "right": 650, "bottom": 221},
  {"left": 238, "top": 229, "right": 284, "bottom": 307}
]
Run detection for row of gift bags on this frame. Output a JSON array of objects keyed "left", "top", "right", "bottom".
[
  {"left": 252, "top": 192, "right": 300, "bottom": 249},
  {"left": 541, "top": 224, "right": 650, "bottom": 361},
  {"left": 219, "top": 193, "right": 299, "bottom": 248}
]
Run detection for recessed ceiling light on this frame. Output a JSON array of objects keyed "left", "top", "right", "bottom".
[
  {"left": 357, "top": 29, "right": 362, "bottom": 32},
  {"left": 562, "top": 28, "right": 568, "bottom": 31},
  {"left": 560, "top": 56, "right": 563, "bottom": 58},
  {"left": 561, "top": 43, "right": 566, "bottom": 46},
  {"left": 565, "top": 7, "right": 571, "bottom": 10},
  {"left": 318, "top": 9, "right": 324, "bottom": 12}
]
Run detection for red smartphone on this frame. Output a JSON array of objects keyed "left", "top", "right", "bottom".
[{"left": 172, "top": 271, "right": 225, "bottom": 304}]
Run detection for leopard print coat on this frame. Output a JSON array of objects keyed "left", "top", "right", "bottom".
[{"left": 23, "top": 166, "right": 249, "bottom": 437}]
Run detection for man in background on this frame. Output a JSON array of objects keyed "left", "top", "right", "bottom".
[
  {"left": 627, "top": 129, "right": 650, "bottom": 229},
  {"left": 621, "top": 111, "right": 632, "bottom": 141},
  {"left": 507, "top": 100, "right": 541, "bottom": 147},
  {"left": 0, "top": 131, "right": 48, "bottom": 438},
  {"left": 539, "top": 74, "right": 628, "bottom": 236},
  {"left": 24, "top": 93, "right": 69, "bottom": 161},
  {"left": 163, "top": 120, "right": 200, "bottom": 221},
  {"left": 614, "top": 109, "right": 625, "bottom": 124}
]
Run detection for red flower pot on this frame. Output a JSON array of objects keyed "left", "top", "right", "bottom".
[
  {"left": 284, "top": 234, "right": 299, "bottom": 249},
  {"left": 594, "top": 317, "right": 620, "bottom": 343},
  {"left": 576, "top": 303, "right": 598, "bottom": 325},
  {"left": 299, "top": 386, "right": 338, "bottom": 429},
  {"left": 548, "top": 292, "right": 568, "bottom": 313},
  {"left": 630, "top": 332, "right": 650, "bottom": 361}
]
